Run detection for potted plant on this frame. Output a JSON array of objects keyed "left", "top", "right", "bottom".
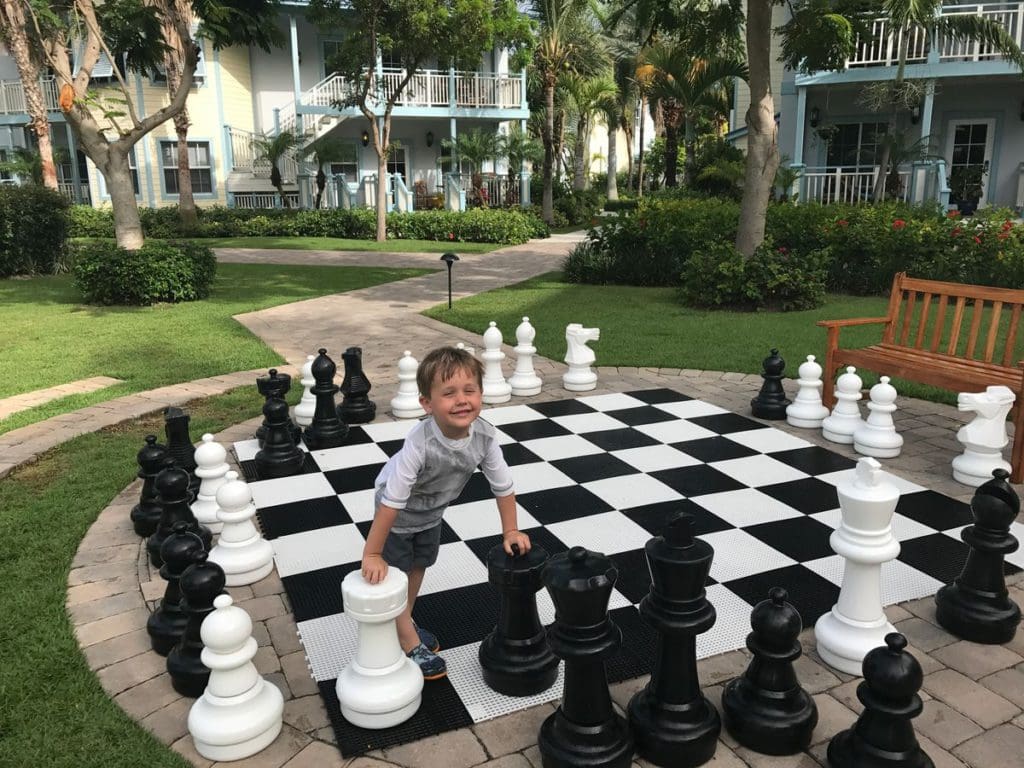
[{"left": 949, "top": 163, "right": 987, "bottom": 215}]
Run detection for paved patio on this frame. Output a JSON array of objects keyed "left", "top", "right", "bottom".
[{"left": 10, "top": 235, "right": 1024, "bottom": 767}]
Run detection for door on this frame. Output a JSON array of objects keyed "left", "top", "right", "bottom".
[
  {"left": 945, "top": 119, "right": 995, "bottom": 211},
  {"left": 387, "top": 146, "right": 408, "bottom": 183}
]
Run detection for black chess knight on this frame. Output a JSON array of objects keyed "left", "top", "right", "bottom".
[
  {"left": 164, "top": 406, "right": 201, "bottom": 497},
  {"left": 751, "top": 348, "right": 790, "bottom": 420},
  {"left": 338, "top": 346, "right": 377, "bottom": 424}
]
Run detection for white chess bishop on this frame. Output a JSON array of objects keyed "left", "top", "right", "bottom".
[
  {"left": 336, "top": 569, "right": 424, "bottom": 729},
  {"left": 952, "top": 385, "right": 1016, "bottom": 486},
  {"left": 481, "top": 321, "right": 513, "bottom": 404},
  {"left": 853, "top": 376, "right": 903, "bottom": 458},
  {"left": 192, "top": 434, "right": 230, "bottom": 534},
  {"left": 188, "top": 594, "right": 284, "bottom": 761},
  {"left": 293, "top": 354, "right": 316, "bottom": 428},
  {"left": 509, "top": 316, "right": 542, "bottom": 396},
  {"left": 208, "top": 471, "right": 274, "bottom": 586},
  {"left": 562, "top": 323, "right": 600, "bottom": 391},
  {"left": 815, "top": 457, "right": 900, "bottom": 675},
  {"left": 822, "top": 367, "right": 864, "bottom": 444},
  {"left": 390, "top": 351, "right": 426, "bottom": 419},
  {"left": 786, "top": 355, "right": 830, "bottom": 428}
]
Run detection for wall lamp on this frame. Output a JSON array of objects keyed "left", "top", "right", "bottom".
[
  {"left": 910, "top": 104, "right": 921, "bottom": 125},
  {"left": 426, "top": 131, "right": 434, "bottom": 148},
  {"left": 809, "top": 107, "right": 820, "bottom": 128},
  {"left": 361, "top": 130, "right": 370, "bottom": 147}
]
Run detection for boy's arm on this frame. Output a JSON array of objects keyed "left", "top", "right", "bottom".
[
  {"left": 497, "top": 492, "right": 531, "bottom": 555},
  {"left": 362, "top": 503, "right": 399, "bottom": 584}
]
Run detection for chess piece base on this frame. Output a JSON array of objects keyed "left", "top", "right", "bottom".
[
  {"left": 563, "top": 373, "right": 597, "bottom": 392},
  {"left": 222, "top": 560, "right": 274, "bottom": 588},
  {"left": 189, "top": 683, "right": 284, "bottom": 761},
  {"left": 827, "top": 726, "right": 935, "bottom": 768},
  {"left": 390, "top": 402, "right": 426, "bottom": 419},
  {"left": 538, "top": 709, "right": 633, "bottom": 768},
  {"left": 935, "top": 583, "right": 1021, "bottom": 644},
  {"left": 952, "top": 451, "right": 1012, "bottom": 487},
  {"left": 336, "top": 657, "right": 423, "bottom": 729},
  {"left": 478, "top": 632, "right": 559, "bottom": 696},
  {"left": 854, "top": 440, "right": 903, "bottom": 459},
  {"left": 338, "top": 403, "right": 377, "bottom": 424},
  {"left": 721, "top": 678, "right": 816, "bottom": 756},
  {"left": 822, "top": 423, "right": 857, "bottom": 444},
  {"left": 627, "top": 688, "right": 720, "bottom": 768},
  {"left": 510, "top": 381, "right": 542, "bottom": 397},
  {"left": 483, "top": 391, "right": 512, "bottom": 404},
  {"left": 815, "top": 610, "right": 896, "bottom": 676},
  {"left": 786, "top": 411, "right": 829, "bottom": 429},
  {"left": 751, "top": 398, "right": 789, "bottom": 420}
]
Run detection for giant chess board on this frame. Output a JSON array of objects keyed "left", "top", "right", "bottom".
[{"left": 233, "top": 388, "right": 1024, "bottom": 757}]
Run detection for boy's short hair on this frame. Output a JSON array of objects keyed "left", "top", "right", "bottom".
[{"left": 417, "top": 346, "right": 484, "bottom": 397}]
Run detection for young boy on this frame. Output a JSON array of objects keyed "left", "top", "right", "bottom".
[{"left": 361, "top": 346, "right": 531, "bottom": 679}]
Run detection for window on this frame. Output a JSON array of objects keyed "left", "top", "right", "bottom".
[
  {"left": 387, "top": 145, "right": 407, "bottom": 181},
  {"left": 323, "top": 40, "right": 344, "bottom": 78},
  {"left": 826, "top": 122, "right": 887, "bottom": 168},
  {"left": 160, "top": 140, "right": 213, "bottom": 194},
  {"left": 128, "top": 147, "right": 140, "bottom": 194},
  {"left": 327, "top": 142, "right": 359, "bottom": 179}
]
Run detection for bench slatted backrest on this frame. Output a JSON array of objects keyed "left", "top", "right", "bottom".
[{"left": 884, "top": 273, "right": 1024, "bottom": 367}]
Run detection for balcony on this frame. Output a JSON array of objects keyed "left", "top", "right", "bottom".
[
  {"left": 846, "top": 2, "right": 1024, "bottom": 68},
  {"left": 797, "top": 162, "right": 950, "bottom": 207},
  {"left": 0, "top": 77, "right": 60, "bottom": 115}
]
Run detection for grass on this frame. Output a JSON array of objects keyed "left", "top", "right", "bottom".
[
  {"left": 0, "top": 388, "right": 266, "bottom": 768},
  {"left": 74, "top": 236, "right": 499, "bottom": 254},
  {"left": 0, "top": 263, "right": 431, "bottom": 435}
]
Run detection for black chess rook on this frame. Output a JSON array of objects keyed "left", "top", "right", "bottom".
[
  {"left": 256, "top": 368, "right": 301, "bottom": 447},
  {"left": 164, "top": 406, "right": 201, "bottom": 497},
  {"left": 167, "top": 552, "right": 226, "bottom": 697},
  {"left": 148, "top": 522, "right": 206, "bottom": 656},
  {"left": 751, "top": 348, "right": 790, "bottom": 420},
  {"left": 147, "top": 461, "right": 212, "bottom": 568},
  {"left": 338, "top": 346, "right": 377, "bottom": 424},
  {"left": 131, "top": 435, "right": 167, "bottom": 537},
  {"left": 255, "top": 397, "right": 305, "bottom": 479},
  {"left": 303, "top": 349, "right": 349, "bottom": 450}
]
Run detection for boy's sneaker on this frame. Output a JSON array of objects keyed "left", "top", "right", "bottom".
[
  {"left": 415, "top": 625, "right": 440, "bottom": 652},
  {"left": 407, "top": 643, "right": 447, "bottom": 680}
]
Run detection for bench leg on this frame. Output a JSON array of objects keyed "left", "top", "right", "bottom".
[{"left": 822, "top": 328, "right": 839, "bottom": 409}]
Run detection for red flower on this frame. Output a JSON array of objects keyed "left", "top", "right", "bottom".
[
  {"left": 893, "top": 219, "right": 906, "bottom": 230},
  {"left": 952, "top": 227, "right": 963, "bottom": 237},
  {"left": 947, "top": 210, "right": 961, "bottom": 219},
  {"left": 447, "top": 232, "right": 455, "bottom": 240},
  {"left": 837, "top": 219, "right": 849, "bottom": 227},
  {"left": 998, "top": 233, "right": 1009, "bottom": 241},
  {"left": 974, "top": 236, "right": 982, "bottom": 244},
  {"left": 777, "top": 246, "right": 788, "bottom": 254},
  {"left": 1002, "top": 220, "right": 1013, "bottom": 231}
]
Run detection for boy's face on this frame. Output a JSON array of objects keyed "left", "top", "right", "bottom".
[{"left": 420, "top": 366, "right": 482, "bottom": 439}]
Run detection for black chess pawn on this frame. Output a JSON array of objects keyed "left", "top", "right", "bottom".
[
  {"left": 164, "top": 406, "right": 200, "bottom": 497},
  {"left": 935, "top": 468, "right": 1021, "bottom": 644},
  {"left": 147, "top": 461, "right": 212, "bottom": 569},
  {"left": 338, "top": 346, "right": 377, "bottom": 424},
  {"left": 303, "top": 348, "right": 349, "bottom": 450},
  {"left": 628, "top": 513, "right": 720, "bottom": 768},
  {"left": 538, "top": 547, "right": 633, "bottom": 768},
  {"left": 131, "top": 435, "right": 167, "bottom": 537},
  {"left": 254, "top": 397, "right": 306, "bottom": 479},
  {"left": 751, "top": 348, "right": 790, "bottom": 420},
  {"left": 722, "top": 587, "right": 818, "bottom": 755},
  {"left": 256, "top": 368, "right": 301, "bottom": 447},
  {"left": 147, "top": 522, "right": 206, "bottom": 656},
  {"left": 479, "top": 543, "right": 558, "bottom": 696},
  {"left": 827, "top": 633, "right": 934, "bottom": 768},
  {"left": 167, "top": 551, "right": 226, "bottom": 697}
]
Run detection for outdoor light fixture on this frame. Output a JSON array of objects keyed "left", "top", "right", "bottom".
[
  {"left": 809, "top": 107, "right": 820, "bottom": 128},
  {"left": 440, "top": 252, "right": 460, "bottom": 309},
  {"left": 426, "top": 131, "right": 434, "bottom": 147},
  {"left": 910, "top": 104, "right": 921, "bottom": 124},
  {"left": 361, "top": 130, "right": 370, "bottom": 147}
]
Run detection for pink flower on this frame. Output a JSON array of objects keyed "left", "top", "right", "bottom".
[
  {"left": 837, "top": 219, "right": 849, "bottom": 227},
  {"left": 777, "top": 246, "right": 788, "bottom": 254},
  {"left": 974, "top": 236, "right": 982, "bottom": 244},
  {"left": 952, "top": 227, "right": 963, "bottom": 237}
]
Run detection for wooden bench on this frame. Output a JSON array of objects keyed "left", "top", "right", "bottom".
[{"left": 817, "top": 272, "right": 1024, "bottom": 482}]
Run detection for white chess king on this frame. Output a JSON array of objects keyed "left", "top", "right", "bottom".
[
  {"left": 952, "top": 385, "right": 1016, "bottom": 486},
  {"left": 562, "top": 323, "right": 601, "bottom": 391}
]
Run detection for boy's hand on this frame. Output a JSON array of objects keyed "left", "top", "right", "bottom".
[
  {"left": 362, "top": 553, "right": 388, "bottom": 584},
  {"left": 503, "top": 529, "right": 531, "bottom": 556}
]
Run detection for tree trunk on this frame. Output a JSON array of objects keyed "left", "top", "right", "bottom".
[
  {"left": 104, "top": 147, "right": 145, "bottom": 249},
  {"left": 607, "top": 118, "right": 618, "bottom": 201},
  {"left": 683, "top": 116, "right": 697, "bottom": 188},
  {"left": 735, "top": 0, "right": 779, "bottom": 257},
  {"left": 637, "top": 95, "right": 647, "bottom": 197},
  {"left": 664, "top": 111, "right": 680, "bottom": 188},
  {"left": 315, "top": 166, "right": 326, "bottom": 209},
  {"left": 573, "top": 115, "right": 586, "bottom": 190},
  {"left": 0, "top": 0, "right": 58, "bottom": 190},
  {"left": 872, "top": 32, "right": 909, "bottom": 202},
  {"left": 376, "top": 150, "right": 388, "bottom": 241},
  {"left": 542, "top": 79, "right": 555, "bottom": 224},
  {"left": 623, "top": 113, "right": 634, "bottom": 193},
  {"left": 175, "top": 121, "right": 198, "bottom": 227}
]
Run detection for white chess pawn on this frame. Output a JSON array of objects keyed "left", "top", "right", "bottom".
[
  {"left": 481, "top": 321, "right": 512, "bottom": 404},
  {"left": 786, "top": 355, "right": 830, "bottom": 429},
  {"left": 562, "top": 323, "right": 601, "bottom": 392},
  {"left": 815, "top": 457, "right": 900, "bottom": 675},
  {"left": 188, "top": 594, "right": 284, "bottom": 760},
  {"left": 822, "top": 367, "right": 864, "bottom": 444},
  {"left": 853, "top": 376, "right": 903, "bottom": 458},
  {"left": 336, "top": 569, "right": 424, "bottom": 729},
  {"left": 293, "top": 354, "right": 316, "bottom": 428},
  {"left": 952, "top": 385, "right": 1016, "bottom": 486},
  {"left": 208, "top": 471, "right": 274, "bottom": 586},
  {"left": 191, "top": 434, "right": 230, "bottom": 534},
  {"left": 509, "top": 316, "right": 542, "bottom": 397},
  {"left": 390, "top": 351, "right": 426, "bottom": 419},
  {"left": 456, "top": 342, "right": 476, "bottom": 356}
]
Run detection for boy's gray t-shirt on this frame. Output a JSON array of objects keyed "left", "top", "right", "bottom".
[{"left": 374, "top": 416, "right": 514, "bottom": 533}]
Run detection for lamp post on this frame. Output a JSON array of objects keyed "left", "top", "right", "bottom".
[{"left": 440, "top": 252, "right": 459, "bottom": 309}]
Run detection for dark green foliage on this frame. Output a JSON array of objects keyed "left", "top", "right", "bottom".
[
  {"left": 554, "top": 189, "right": 605, "bottom": 226},
  {"left": 690, "top": 137, "right": 746, "bottom": 200},
  {"left": 0, "top": 185, "right": 70, "bottom": 277},
  {"left": 603, "top": 198, "right": 638, "bottom": 212},
  {"left": 72, "top": 240, "right": 217, "bottom": 305}
]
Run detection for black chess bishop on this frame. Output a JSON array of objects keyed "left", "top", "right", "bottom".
[{"left": 303, "top": 349, "right": 349, "bottom": 450}]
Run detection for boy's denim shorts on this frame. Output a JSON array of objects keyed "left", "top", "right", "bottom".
[{"left": 382, "top": 524, "right": 442, "bottom": 572}]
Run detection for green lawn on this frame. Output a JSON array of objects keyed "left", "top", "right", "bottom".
[
  {"left": 76, "top": 236, "right": 500, "bottom": 254},
  {"left": 0, "top": 263, "right": 431, "bottom": 435}
]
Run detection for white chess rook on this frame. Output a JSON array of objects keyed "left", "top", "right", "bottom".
[
  {"left": 294, "top": 354, "right": 316, "bottom": 428},
  {"left": 390, "top": 351, "right": 426, "bottom": 419},
  {"left": 853, "top": 376, "right": 903, "bottom": 458},
  {"left": 482, "top": 321, "right": 513, "bottom": 404},
  {"left": 952, "top": 385, "right": 1016, "bottom": 486},
  {"left": 815, "top": 457, "right": 900, "bottom": 675},
  {"left": 509, "top": 316, "right": 542, "bottom": 397},
  {"left": 208, "top": 471, "right": 274, "bottom": 586},
  {"left": 192, "top": 434, "right": 230, "bottom": 533},
  {"left": 188, "top": 595, "right": 284, "bottom": 761},
  {"left": 562, "top": 323, "right": 601, "bottom": 392},
  {"left": 336, "top": 569, "right": 424, "bottom": 729},
  {"left": 786, "top": 355, "right": 830, "bottom": 429},
  {"left": 822, "top": 367, "right": 864, "bottom": 444}
]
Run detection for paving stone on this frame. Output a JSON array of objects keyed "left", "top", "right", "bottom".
[
  {"left": 170, "top": 734, "right": 214, "bottom": 767},
  {"left": 78, "top": 525, "right": 142, "bottom": 550},
  {"left": 265, "top": 672, "right": 291, "bottom": 701},
  {"left": 283, "top": 694, "right": 330, "bottom": 733},
  {"left": 280, "top": 739, "right": 347, "bottom": 767},
  {"left": 895, "top": 616, "right": 959, "bottom": 653},
  {"left": 226, "top": 584, "right": 255, "bottom": 602},
  {"left": 698, "top": 649, "right": 751, "bottom": 686},
  {"left": 236, "top": 594, "right": 288, "bottom": 622},
  {"left": 75, "top": 608, "right": 150, "bottom": 647},
  {"left": 382, "top": 728, "right": 486, "bottom": 768},
  {"left": 979, "top": 666, "right": 1024, "bottom": 708},
  {"left": 474, "top": 754, "right": 532, "bottom": 768},
  {"left": 254, "top": 644, "right": 282, "bottom": 675},
  {"left": 914, "top": 733, "right": 969, "bottom": 768},
  {"left": 114, "top": 674, "right": 182, "bottom": 720},
  {"left": 792, "top": 653, "right": 842, "bottom": 694},
  {"left": 252, "top": 620, "right": 271, "bottom": 647},
  {"left": 209, "top": 724, "right": 312, "bottom": 768},
  {"left": 522, "top": 745, "right": 542, "bottom": 768},
  {"left": 471, "top": 703, "right": 553, "bottom": 756},
  {"left": 952, "top": 723, "right": 1024, "bottom": 766},
  {"left": 914, "top": 699, "right": 984, "bottom": 750},
  {"left": 139, "top": 696, "right": 193, "bottom": 745},
  {"left": 885, "top": 604, "right": 913, "bottom": 623},
  {"left": 68, "top": 589, "right": 146, "bottom": 625},
  {"left": 808, "top": 693, "right": 857, "bottom": 745},
  {"left": 66, "top": 577, "right": 140, "bottom": 606},
  {"left": 68, "top": 561, "right": 137, "bottom": 586},
  {"left": 828, "top": 678, "right": 862, "bottom": 714},
  {"left": 902, "top": 596, "right": 940, "bottom": 623},
  {"left": 280, "top": 650, "right": 319, "bottom": 697},
  {"left": 344, "top": 757, "right": 399, "bottom": 767},
  {"left": 931, "top": 641, "right": 1023, "bottom": 680},
  {"left": 922, "top": 669, "right": 1021, "bottom": 728},
  {"left": 82, "top": 627, "right": 152, "bottom": 669},
  {"left": 733, "top": 746, "right": 820, "bottom": 766},
  {"left": 609, "top": 672, "right": 649, "bottom": 712},
  {"left": 96, "top": 649, "right": 168, "bottom": 695},
  {"left": 267, "top": 613, "right": 303, "bottom": 655}
]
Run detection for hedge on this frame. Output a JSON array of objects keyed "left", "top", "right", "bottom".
[
  {"left": 72, "top": 240, "right": 217, "bottom": 305},
  {"left": 0, "top": 185, "right": 70, "bottom": 277}
]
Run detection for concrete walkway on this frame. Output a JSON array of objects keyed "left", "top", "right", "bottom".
[{"left": 8, "top": 233, "right": 1021, "bottom": 768}]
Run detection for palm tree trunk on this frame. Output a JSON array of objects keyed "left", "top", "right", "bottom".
[
  {"left": 542, "top": 79, "right": 555, "bottom": 224},
  {"left": 573, "top": 115, "right": 586, "bottom": 190},
  {"left": 607, "top": 119, "right": 618, "bottom": 201},
  {"left": 683, "top": 116, "right": 697, "bottom": 188},
  {"left": 871, "top": 32, "right": 910, "bottom": 202},
  {"left": 315, "top": 166, "right": 326, "bottom": 209},
  {"left": 163, "top": 4, "right": 197, "bottom": 230},
  {"left": 664, "top": 119, "right": 679, "bottom": 188},
  {"left": 623, "top": 114, "right": 634, "bottom": 193},
  {"left": 637, "top": 95, "right": 647, "bottom": 197},
  {"left": 376, "top": 150, "right": 388, "bottom": 241}
]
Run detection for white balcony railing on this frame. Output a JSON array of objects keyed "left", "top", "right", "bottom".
[
  {"left": 0, "top": 77, "right": 60, "bottom": 115},
  {"left": 846, "top": 2, "right": 1024, "bottom": 67},
  {"left": 801, "top": 166, "right": 912, "bottom": 204}
]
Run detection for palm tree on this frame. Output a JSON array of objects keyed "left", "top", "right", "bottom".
[
  {"left": 251, "top": 131, "right": 304, "bottom": 209},
  {"left": 561, "top": 73, "right": 618, "bottom": 190},
  {"left": 499, "top": 123, "right": 543, "bottom": 204},
  {"left": 442, "top": 129, "right": 502, "bottom": 206},
  {"left": 301, "top": 135, "right": 353, "bottom": 208}
]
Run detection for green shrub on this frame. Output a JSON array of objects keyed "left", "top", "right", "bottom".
[
  {"left": 554, "top": 189, "right": 605, "bottom": 226},
  {"left": 528, "top": 204, "right": 568, "bottom": 229},
  {"left": 604, "top": 199, "right": 638, "bottom": 212},
  {"left": 69, "top": 205, "right": 115, "bottom": 238},
  {"left": 0, "top": 185, "right": 71, "bottom": 277},
  {"left": 562, "top": 241, "right": 617, "bottom": 284},
  {"left": 72, "top": 240, "right": 217, "bottom": 305}
]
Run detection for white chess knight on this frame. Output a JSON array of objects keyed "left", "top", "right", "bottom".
[
  {"left": 815, "top": 457, "right": 900, "bottom": 675},
  {"left": 786, "top": 355, "right": 830, "bottom": 428},
  {"left": 562, "top": 323, "right": 601, "bottom": 392},
  {"left": 208, "top": 471, "right": 274, "bottom": 586},
  {"left": 952, "top": 385, "right": 1016, "bottom": 486},
  {"left": 188, "top": 594, "right": 284, "bottom": 761},
  {"left": 336, "top": 569, "right": 424, "bottom": 729},
  {"left": 481, "top": 321, "right": 513, "bottom": 404},
  {"left": 293, "top": 354, "right": 316, "bottom": 428},
  {"left": 822, "top": 367, "right": 864, "bottom": 444},
  {"left": 192, "top": 434, "right": 230, "bottom": 533},
  {"left": 509, "top": 316, "right": 542, "bottom": 397},
  {"left": 390, "top": 351, "right": 426, "bottom": 419},
  {"left": 853, "top": 376, "right": 903, "bottom": 458}
]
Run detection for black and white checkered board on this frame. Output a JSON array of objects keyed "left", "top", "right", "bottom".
[{"left": 234, "top": 388, "right": 1024, "bottom": 757}]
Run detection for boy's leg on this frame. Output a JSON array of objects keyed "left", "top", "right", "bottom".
[{"left": 396, "top": 566, "right": 426, "bottom": 653}]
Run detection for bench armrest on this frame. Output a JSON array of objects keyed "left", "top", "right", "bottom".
[{"left": 815, "top": 317, "right": 891, "bottom": 328}]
